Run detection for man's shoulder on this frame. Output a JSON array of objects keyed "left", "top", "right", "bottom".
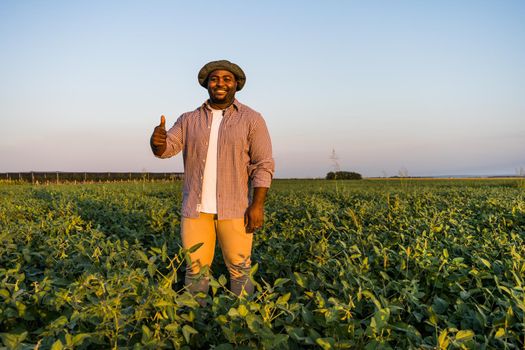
[
  {"left": 235, "top": 100, "right": 264, "bottom": 120},
  {"left": 178, "top": 105, "right": 204, "bottom": 121}
]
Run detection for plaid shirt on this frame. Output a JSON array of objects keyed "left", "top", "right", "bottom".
[{"left": 158, "top": 99, "right": 274, "bottom": 219}]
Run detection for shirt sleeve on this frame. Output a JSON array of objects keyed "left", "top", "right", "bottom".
[
  {"left": 157, "top": 115, "right": 184, "bottom": 159},
  {"left": 248, "top": 114, "right": 274, "bottom": 187}
]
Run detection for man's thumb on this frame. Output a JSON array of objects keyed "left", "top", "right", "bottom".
[{"left": 160, "top": 115, "right": 166, "bottom": 128}]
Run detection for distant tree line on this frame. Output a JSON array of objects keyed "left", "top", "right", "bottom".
[
  {"left": 0, "top": 172, "right": 183, "bottom": 183},
  {"left": 326, "top": 171, "right": 362, "bottom": 180}
]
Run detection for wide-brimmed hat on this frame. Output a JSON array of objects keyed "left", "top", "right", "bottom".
[{"left": 198, "top": 60, "right": 246, "bottom": 91}]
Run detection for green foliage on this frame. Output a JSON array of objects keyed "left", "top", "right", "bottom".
[
  {"left": 326, "top": 171, "right": 362, "bottom": 180},
  {"left": 0, "top": 179, "right": 524, "bottom": 348}
]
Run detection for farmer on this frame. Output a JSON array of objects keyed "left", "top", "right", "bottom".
[{"left": 150, "top": 60, "right": 274, "bottom": 298}]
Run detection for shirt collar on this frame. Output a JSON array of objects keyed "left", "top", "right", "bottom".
[{"left": 202, "top": 99, "right": 241, "bottom": 112}]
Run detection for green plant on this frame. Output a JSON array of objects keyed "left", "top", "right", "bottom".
[{"left": 0, "top": 179, "right": 523, "bottom": 348}]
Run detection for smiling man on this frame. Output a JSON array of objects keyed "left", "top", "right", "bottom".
[{"left": 150, "top": 60, "right": 274, "bottom": 298}]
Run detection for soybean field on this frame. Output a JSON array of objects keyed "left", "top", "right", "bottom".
[{"left": 0, "top": 179, "right": 524, "bottom": 349}]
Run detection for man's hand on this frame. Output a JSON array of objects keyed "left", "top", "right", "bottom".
[
  {"left": 244, "top": 203, "right": 264, "bottom": 233},
  {"left": 244, "top": 187, "right": 269, "bottom": 233},
  {"left": 151, "top": 115, "right": 167, "bottom": 156}
]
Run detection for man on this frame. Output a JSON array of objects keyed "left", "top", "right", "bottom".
[{"left": 150, "top": 60, "right": 274, "bottom": 297}]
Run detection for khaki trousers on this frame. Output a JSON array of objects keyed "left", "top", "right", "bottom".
[{"left": 181, "top": 212, "right": 254, "bottom": 296}]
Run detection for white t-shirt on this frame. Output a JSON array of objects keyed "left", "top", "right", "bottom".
[{"left": 199, "top": 108, "right": 223, "bottom": 214}]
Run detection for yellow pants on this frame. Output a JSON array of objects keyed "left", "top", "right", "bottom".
[{"left": 181, "top": 212, "right": 254, "bottom": 296}]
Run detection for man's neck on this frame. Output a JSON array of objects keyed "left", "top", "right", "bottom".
[{"left": 208, "top": 99, "right": 234, "bottom": 110}]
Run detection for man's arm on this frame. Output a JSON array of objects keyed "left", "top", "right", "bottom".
[
  {"left": 244, "top": 114, "right": 274, "bottom": 233},
  {"left": 247, "top": 114, "right": 274, "bottom": 187}
]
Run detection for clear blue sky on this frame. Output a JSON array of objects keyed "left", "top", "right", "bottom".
[{"left": 1, "top": 0, "right": 524, "bottom": 177}]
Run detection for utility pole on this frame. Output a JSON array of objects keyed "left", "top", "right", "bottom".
[{"left": 329, "top": 149, "right": 341, "bottom": 172}]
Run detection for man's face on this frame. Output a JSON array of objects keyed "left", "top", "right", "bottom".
[{"left": 207, "top": 70, "right": 237, "bottom": 106}]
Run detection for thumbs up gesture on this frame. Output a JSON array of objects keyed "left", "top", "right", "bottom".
[{"left": 150, "top": 115, "right": 167, "bottom": 156}]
